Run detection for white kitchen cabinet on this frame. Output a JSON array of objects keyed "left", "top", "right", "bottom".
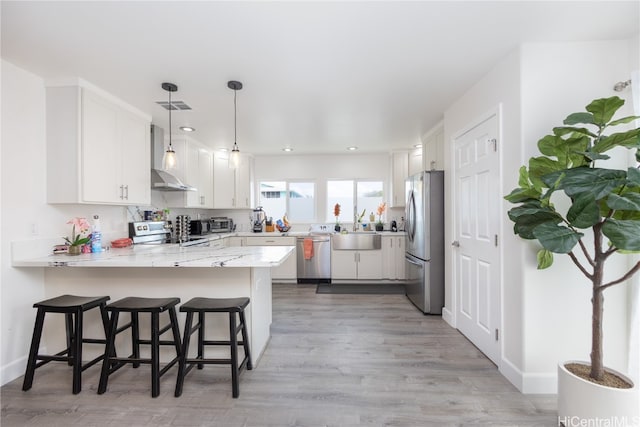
[
  {"left": 382, "top": 234, "right": 406, "bottom": 280},
  {"left": 226, "top": 236, "right": 245, "bottom": 247},
  {"left": 331, "top": 249, "right": 383, "bottom": 280},
  {"left": 163, "top": 137, "right": 214, "bottom": 208},
  {"left": 47, "top": 83, "right": 151, "bottom": 205},
  {"left": 423, "top": 123, "right": 444, "bottom": 171},
  {"left": 213, "top": 152, "right": 254, "bottom": 209},
  {"left": 390, "top": 151, "right": 408, "bottom": 208},
  {"left": 408, "top": 146, "right": 424, "bottom": 176},
  {"left": 245, "top": 236, "right": 296, "bottom": 281}
]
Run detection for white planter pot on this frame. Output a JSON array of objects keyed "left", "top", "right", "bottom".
[{"left": 558, "top": 361, "right": 639, "bottom": 427}]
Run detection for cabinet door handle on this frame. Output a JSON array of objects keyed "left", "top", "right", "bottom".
[
  {"left": 119, "top": 185, "right": 124, "bottom": 200},
  {"left": 232, "top": 197, "right": 235, "bottom": 207},
  {"left": 124, "top": 185, "right": 129, "bottom": 200}
]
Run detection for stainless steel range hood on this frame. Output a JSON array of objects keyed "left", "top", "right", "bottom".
[{"left": 150, "top": 125, "right": 196, "bottom": 191}]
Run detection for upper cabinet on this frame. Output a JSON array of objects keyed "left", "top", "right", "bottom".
[
  {"left": 390, "top": 151, "right": 408, "bottom": 208},
  {"left": 46, "top": 81, "right": 151, "bottom": 205},
  {"left": 163, "top": 137, "right": 214, "bottom": 208},
  {"left": 408, "top": 146, "right": 424, "bottom": 176},
  {"left": 423, "top": 122, "right": 444, "bottom": 171},
  {"left": 213, "top": 152, "right": 254, "bottom": 209}
]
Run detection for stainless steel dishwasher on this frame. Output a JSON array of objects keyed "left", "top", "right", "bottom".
[{"left": 296, "top": 234, "right": 331, "bottom": 283}]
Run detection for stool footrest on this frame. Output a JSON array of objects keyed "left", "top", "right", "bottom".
[{"left": 202, "top": 340, "right": 247, "bottom": 346}]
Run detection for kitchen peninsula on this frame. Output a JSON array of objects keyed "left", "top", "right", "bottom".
[{"left": 12, "top": 243, "right": 294, "bottom": 366}]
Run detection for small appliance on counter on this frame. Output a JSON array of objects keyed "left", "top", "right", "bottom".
[
  {"left": 252, "top": 207, "right": 266, "bottom": 232},
  {"left": 190, "top": 219, "right": 211, "bottom": 236},
  {"left": 391, "top": 220, "right": 398, "bottom": 232},
  {"left": 129, "top": 221, "right": 171, "bottom": 245},
  {"left": 175, "top": 215, "right": 191, "bottom": 243},
  {"left": 210, "top": 217, "right": 234, "bottom": 233}
]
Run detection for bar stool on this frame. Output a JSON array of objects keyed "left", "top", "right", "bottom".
[
  {"left": 22, "top": 294, "right": 111, "bottom": 394},
  {"left": 98, "top": 297, "right": 181, "bottom": 398},
  {"left": 175, "top": 297, "right": 252, "bottom": 398}
]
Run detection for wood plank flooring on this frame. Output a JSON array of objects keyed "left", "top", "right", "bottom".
[{"left": 1, "top": 283, "right": 556, "bottom": 426}]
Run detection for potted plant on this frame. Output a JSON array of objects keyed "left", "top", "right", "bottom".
[
  {"left": 505, "top": 96, "right": 640, "bottom": 422},
  {"left": 376, "top": 202, "right": 386, "bottom": 231},
  {"left": 63, "top": 217, "right": 91, "bottom": 255}
]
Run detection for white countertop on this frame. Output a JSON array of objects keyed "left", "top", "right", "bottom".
[{"left": 13, "top": 244, "right": 294, "bottom": 268}]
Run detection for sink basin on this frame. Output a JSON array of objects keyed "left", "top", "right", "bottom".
[{"left": 332, "top": 233, "right": 381, "bottom": 250}]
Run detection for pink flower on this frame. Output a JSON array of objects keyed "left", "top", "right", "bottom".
[{"left": 64, "top": 217, "right": 91, "bottom": 246}]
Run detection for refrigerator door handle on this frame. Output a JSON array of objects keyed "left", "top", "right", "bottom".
[
  {"left": 407, "top": 191, "right": 417, "bottom": 242},
  {"left": 405, "top": 255, "right": 423, "bottom": 267}
]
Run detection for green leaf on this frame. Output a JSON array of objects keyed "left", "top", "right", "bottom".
[
  {"left": 553, "top": 126, "right": 597, "bottom": 139},
  {"left": 608, "top": 115, "right": 640, "bottom": 127},
  {"left": 567, "top": 192, "right": 600, "bottom": 228},
  {"left": 592, "top": 129, "right": 640, "bottom": 153},
  {"left": 532, "top": 222, "right": 583, "bottom": 254},
  {"left": 504, "top": 187, "right": 542, "bottom": 204},
  {"left": 542, "top": 167, "right": 627, "bottom": 200},
  {"left": 563, "top": 112, "right": 594, "bottom": 125},
  {"left": 517, "top": 165, "right": 530, "bottom": 188},
  {"left": 507, "top": 202, "right": 562, "bottom": 239},
  {"left": 537, "top": 135, "right": 563, "bottom": 157},
  {"left": 576, "top": 151, "right": 609, "bottom": 162},
  {"left": 602, "top": 219, "right": 640, "bottom": 251},
  {"left": 586, "top": 96, "right": 625, "bottom": 126},
  {"left": 627, "top": 167, "right": 640, "bottom": 186},
  {"left": 537, "top": 249, "right": 554, "bottom": 269},
  {"left": 606, "top": 192, "right": 640, "bottom": 211},
  {"left": 529, "top": 157, "right": 564, "bottom": 188}
]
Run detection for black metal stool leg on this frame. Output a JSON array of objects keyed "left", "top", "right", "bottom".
[
  {"left": 239, "top": 310, "right": 252, "bottom": 370},
  {"left": 151, "top": 311, "right": 160, "bottom": 398},
  {"left": 197, "top": 311, "right": 204, "bottom": 369},
  {"left": 229, "top": 312, "right": 239, "bottom": 398},
  {"left": 65, "top": 313, "right": 74, "bottom": 366},
  {"left": 131, "top": 312, "right": 140, "bottom": 368},
  {"left": 22, "top": 308, "right": 46, "bottom": 391},
  {"left": 72, "top": 309, "right": 83, "bottom": 394},
  {"left": 175, "top": 311, "right": 194, "bottom": 397},
  {"left": 98, "top": 311, "right": 119, "bottom": 394}
]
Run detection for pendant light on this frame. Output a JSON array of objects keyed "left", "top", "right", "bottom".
[
  {"left": 228, "top": 80, "right": 243, "bottom": 169},
  {"left": 162, "top": 82, "right": 178, "bottom": 170}
]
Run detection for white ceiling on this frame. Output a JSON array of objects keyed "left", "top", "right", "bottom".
[{"left": 2, "top": 1, "right": 639, "bottom": 155}]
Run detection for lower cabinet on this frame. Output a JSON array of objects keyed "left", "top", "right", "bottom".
[
  {"left": 244, "top": 236, "right": 297, "bottom": 281},
  {"left": 382, "top": 234, "right": 406, "bottom": 280},
  {"left": 331, "top": 249, "right": 382, "bottom": 280}
]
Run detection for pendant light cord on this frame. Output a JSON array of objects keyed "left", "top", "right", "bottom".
[
  {"left": 168, "top": 90, "right": 173, "bottom": 149},
  {"left": 234, "top": 88, "right": 237, "bottom": 146}
]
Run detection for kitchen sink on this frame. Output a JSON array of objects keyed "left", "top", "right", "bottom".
[{"left": 332, "top": 232, "right": 381, "bottom": 250}]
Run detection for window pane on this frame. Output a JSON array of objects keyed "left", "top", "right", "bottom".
[
  {"left": 259, "top": 181, "right": 286, "bottom": 221},
  {"left": 327, "top": 180, "right": 354, "bottom": 223},
  {"left": 357, "top": 181, "right": 384, "bottom": 224},
  {"left": 289, "top": 182, "right": 315, "bottom": 222}
]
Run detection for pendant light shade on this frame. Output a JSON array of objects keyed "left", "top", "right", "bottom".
[
  {"left": 228, "top": 80, "right": 243, "bottom": 169},
  {"left": 162, "top": 82, "right": 178, "bottom": 170}
]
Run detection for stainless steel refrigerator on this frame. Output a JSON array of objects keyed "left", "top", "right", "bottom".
[{"left": 405, "top": 170, "right": 444, "bottom": 314}]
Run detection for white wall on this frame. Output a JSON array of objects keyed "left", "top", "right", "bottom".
[
  {"left": 0, "top": 60, "right": 129, "bottom": 385},
  {"left": 444, "top": 47, "right": 525, "bottom": 387},
  {"left": 443, "top": 38, "right": 639, "bottom": 393}
]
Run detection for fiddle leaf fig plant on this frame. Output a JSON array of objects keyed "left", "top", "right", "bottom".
[{"left": 505, "top": 96, "right": 640, "bottom": 383}]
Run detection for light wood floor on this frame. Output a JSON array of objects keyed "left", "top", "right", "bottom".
[{"left": 1, "top": 283, "right": 556, "bottom": 426}]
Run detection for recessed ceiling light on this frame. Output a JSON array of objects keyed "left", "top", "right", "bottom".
[
  {"left": 219, "top": 148, "right": 228, "bottom": 152},
  {"left": 282, "top": 147, "right": 293, "bottom": 152},
  {"left": 347, "top": 146, "right": 358, "bottom": 151},
  {"left": 414, "top": 143, "right": 422, "bottom": 148},
  {"left": 180, "top": 126, "right": 195, "bottom": 132}
]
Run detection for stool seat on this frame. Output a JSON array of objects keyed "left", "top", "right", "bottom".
[
  {"left": 180, "top": 297, "right": 249, "bottom": 313},
  {"left": 33, "top": 295, "right": 110, "bottom": 311},
  {"left": 98, "top": 296, "right": 181, "bottom": 398},
  {"left": 23, "top": 294, "right": 110, "bottom": 394},
  {"left": 105, "top": 297, "right": 180, "bottom": 312},
  {"left": 175, "top": 297, "right": 252, "bottom": 398}
]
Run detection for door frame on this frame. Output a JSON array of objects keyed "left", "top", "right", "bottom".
[{"left": 446, "top": 104, "right": 504, "bottom": 361}]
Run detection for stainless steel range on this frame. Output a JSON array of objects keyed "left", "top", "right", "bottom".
[{"left": 129, "top": 221, "right": 171, "bottom": 245}]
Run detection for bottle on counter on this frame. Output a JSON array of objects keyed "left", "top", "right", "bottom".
[{"left": 91, "top": 215, "right": 102, "bottom": 253}]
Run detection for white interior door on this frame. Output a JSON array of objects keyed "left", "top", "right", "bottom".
[{"left": 453, "top": 113, "right": 501, "bottom": 365}]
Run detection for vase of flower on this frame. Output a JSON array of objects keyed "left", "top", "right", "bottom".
[
  {"left": 334, "top": 203, "right": 341, "bottom": 232},
  {"left": 376, "top": 202, "right": 387, "bottom": 232},
  {"left": 64, "top": 217, "right": 91, "bottom": 255},
  {"left": 67, "top": 245, "right": 82, "bottom": 256}
]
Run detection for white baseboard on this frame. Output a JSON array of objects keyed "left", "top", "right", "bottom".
[
  {"left": 1, "top": 355, "right": 27, "bottom": 387},
  {"left": 442, "top": 307, "right": 454, "bottom": 327},
  {"left": 499, "top": 357, "right": 557, "bottom": 394}
]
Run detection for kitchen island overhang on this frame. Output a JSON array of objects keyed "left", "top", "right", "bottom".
[{"left": 13, "top": 244, "right": 295, "bottom": 368}]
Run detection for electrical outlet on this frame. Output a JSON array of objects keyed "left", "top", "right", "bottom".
[{"left": 30, "top": 222, "right": 39, "bottom": 236}]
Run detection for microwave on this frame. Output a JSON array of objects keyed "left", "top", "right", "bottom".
[
  {"left": 211, "top": 217, "right": 234, "bottom": 233},
  {"left": 190, "top": 219, "right": 211, "bottom": 236}
]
